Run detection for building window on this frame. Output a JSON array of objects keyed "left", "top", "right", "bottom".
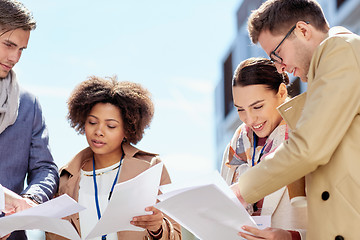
[
  {"left": 223, "top": 53, "right": 233, "bottom": 118},
  {"left": 287, "top": 77, "right": 301, "bottom": 98},
  {"left": 337, "top": 0, "right": 346, "bottom": 8}
]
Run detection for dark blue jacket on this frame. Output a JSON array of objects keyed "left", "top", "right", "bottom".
[{"left": 0, "top": 88, "right": 59, "bottom": 240}]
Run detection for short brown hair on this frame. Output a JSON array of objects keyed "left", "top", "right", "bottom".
[
  {"left": 233, "top": 57, "right": 289, "bottom": 93},
  {"left": 67, "top": 76, "right": 154, "bottom": 144},
  {"left": 0, "top": 0, "right": 36, "bottom": 32},
  {"left": 248, "top": 0, "right": 329, "bottom": 43}
]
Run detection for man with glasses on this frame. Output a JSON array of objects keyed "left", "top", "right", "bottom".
[{"left": 232, "top": 0, "right": 360, "bottom": 239}]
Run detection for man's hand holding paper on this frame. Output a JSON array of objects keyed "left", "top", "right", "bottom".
[{"left": 0, "top": 185, "right": 36, "bottom": 216}]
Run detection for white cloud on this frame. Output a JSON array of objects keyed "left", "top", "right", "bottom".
[
  {"left": 161, "top": 153, "right": 215, "bottom": 183},
  {"left": 154, "top": 77, "right": 214, "bottom": 125},
  {"left": 65, "top": 55, "right": 98, "bottom": 70},
  {"left": 22, "top": 84, "right": 71, "bottom": 99},
  {"left": 170, "top": 77, "right": 214, "bottom": 94}
]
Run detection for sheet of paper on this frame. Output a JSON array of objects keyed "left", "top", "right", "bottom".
[
  {"left": 159, "top": 171, "right": 242, "bottom": 207},
  {"left": 14, "top": 194, "right": 85, "bottom": 218},
  {"left": 0, "top": 216, "right": 81, "bottom": 240},
  {"left": 252, "top": 215, "right": 271, "bottom": 229},
  {"left": 155, "top": 171, "right": 258, "bottom": 240},
  {"left": 86, "top": 162, "right": 163, "bottom": 239},
  {"left": 0, "top": 194, "right": 84, "bottom": 239}
]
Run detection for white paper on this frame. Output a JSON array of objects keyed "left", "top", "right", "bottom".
[
  {"left": 155, "top": 171, "right": 258, "bottom": 240},
  {"left": 0, "top": 216, "right": 81, "bottom": 240},
  {"left": 14, "top": 194, "right": 85, "bottom": 219},
  {"left": 86, "top": 162, "right": 163, "bottom": 239},
  {"left": 0, "top": 163, "right": 164, "bottom": 239},
  {"left": 158, "top": 171, "right": 240, "bottom": 205},
  {"left": 252, "top": 215, "right": 271, "bottom": 229},
  {"left": 0, "top": 194, "right": 84, "bottom": 239}
]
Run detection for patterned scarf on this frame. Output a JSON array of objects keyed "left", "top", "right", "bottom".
[
  {"left": 0, "top": 70, "right": 19, "bottom": 134},
  {"left": 225, "top": 120, "right": 288, "bottom": 184}
]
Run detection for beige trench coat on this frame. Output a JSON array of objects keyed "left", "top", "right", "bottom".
[
  {"left": 238, "top": 27, "right": 360, "bottom": 240},
  {"left": 46, "top": 142, "right": 181, "bottom": 240}
]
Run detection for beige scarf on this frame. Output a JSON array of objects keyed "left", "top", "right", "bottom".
[{"left": 0, "top": 70, "right": 19, "bottom": 134}]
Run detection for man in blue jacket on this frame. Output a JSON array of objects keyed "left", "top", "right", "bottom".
[{"left": 0, "top": 0, "right": 59, "bottom": 239}]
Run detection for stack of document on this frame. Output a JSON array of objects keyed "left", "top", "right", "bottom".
[
  {"left": 86, "top": 162, "right": 163, "bottom": 238},
  {"left": 0, "top": 194, "right": 84, "bottom": 240},
  {"left": 0, "top": 162, "right": 164, "bottom": 239},
  {"left": 155, "top": 171, "right": 259, "bottom": 240}
]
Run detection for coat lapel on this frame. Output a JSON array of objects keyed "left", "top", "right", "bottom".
[
  {"left": 277, "top": 93, "right": 307, "bottom": 130},
  {"left": 261, "top": 187, "right": 286, "bottom": 216},
  {"left": 118, "top": 158, "right": 152, "bottom": 183},
  {"left": 118, "top": 142, "right": 157, "bottom": 183}
]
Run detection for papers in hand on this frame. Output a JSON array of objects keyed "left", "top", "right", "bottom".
[
  {"left": 0, "top": 194, "right": 84, "bottom": 240},
  {"left": 0, "top": 162, "right": 164, "bottom": 240},
  {"left": 86, "top": 162, "right": 163, "bottom": 239},
  {"left": 155, "top": 171, "right": 258, "bottom": 240}
]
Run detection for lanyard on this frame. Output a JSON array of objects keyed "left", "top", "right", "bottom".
[
  {"left": 251, "top": 132, "right": 267, "bottom": 167},
  {"left": 92, "top": 151, "right": 124, "bottom": 240}
]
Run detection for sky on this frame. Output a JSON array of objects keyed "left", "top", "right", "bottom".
[{"left": 16, "top": 0, "right": 240, "bottom": 183}]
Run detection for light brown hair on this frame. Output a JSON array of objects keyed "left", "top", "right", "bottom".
[
  {"left": 0, "top": 0, "right": 36, "bottom": 32},
  {"left": 248, "top": 0, "right": 329, "bottom": 43}
]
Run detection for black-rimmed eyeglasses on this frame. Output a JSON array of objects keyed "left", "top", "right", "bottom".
[{"left": 270, "top": 22, "right": 309, "bottom": 64}]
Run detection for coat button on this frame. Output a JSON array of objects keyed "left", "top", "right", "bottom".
[
  {"left": 335, "top": 235, "right": 344, "bottom": 240},
  {"left": 321, "top": 191, "right": 330, "bottom": 200}
]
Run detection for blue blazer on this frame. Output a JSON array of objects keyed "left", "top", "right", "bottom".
[{"left": 0, "top": 88, "right": 59, "bottom": 239}]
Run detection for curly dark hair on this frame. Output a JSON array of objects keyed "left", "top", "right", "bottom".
[
  {"left": 232, "top": 57, "right": 289, "bottom": 93},
  {"left": 67, "top": 76, "right": 154, "bottom": 144}
]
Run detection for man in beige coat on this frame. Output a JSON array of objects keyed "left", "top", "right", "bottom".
[{"left": 233, "top": 1, "right": 360, "bottom": 240}]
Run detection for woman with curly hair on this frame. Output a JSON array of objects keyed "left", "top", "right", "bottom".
[{"left": 46, "top": 76, "right": 181, "bottom": 240}]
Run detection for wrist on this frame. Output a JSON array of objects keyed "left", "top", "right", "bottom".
[
  {"left": 288, "top": 230, "right": 301, "bottom": 240},
  {"left": 148, "top": 225, "right": 163, "bottom": 239},
  {"left": 21, "top": 194, "right": 42, "bottom": 204}
]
